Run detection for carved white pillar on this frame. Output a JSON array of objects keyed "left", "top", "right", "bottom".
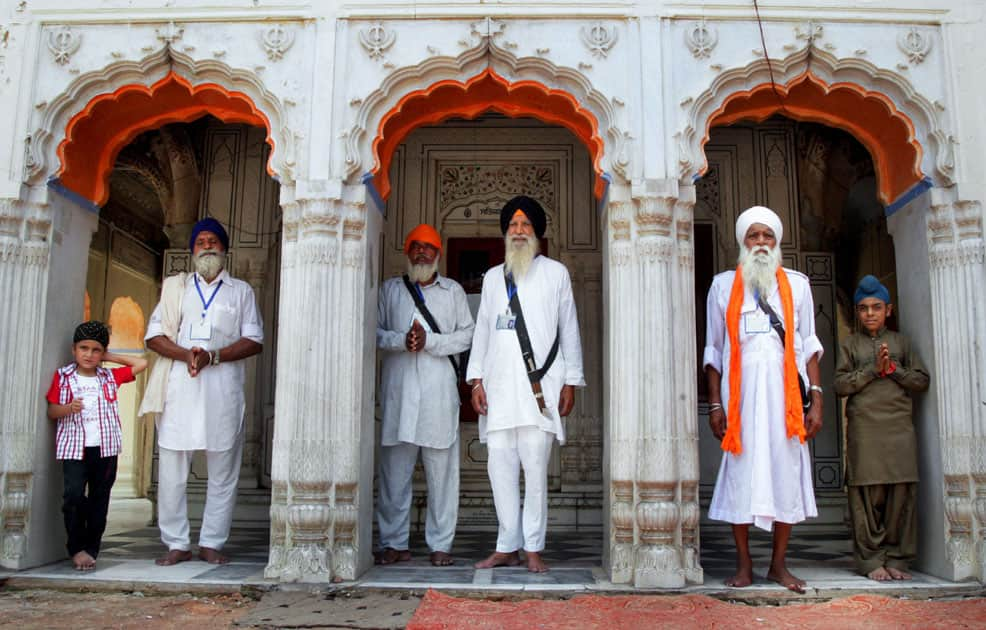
[
  {"left": 0, "top": 198, "right": 50, "bottom": 568},
  {"left": 927, "top": 188, "right": 980, "bottom": 579},
  {"left": 631, "top": 183, "right": 683, "bottom": 588},
  {"left": 673, "top": 185, "right": 702, "bottom": 584},
  {"left": 265, "top": 187, "right": 373, "bottom": 583},
  {"left": 605, "top": 198, "right": 636, "bottom": 584}
]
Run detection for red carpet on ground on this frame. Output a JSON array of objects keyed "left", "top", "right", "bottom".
[{"left": 407, "top": 590, "right": 986, "bottom": 629}]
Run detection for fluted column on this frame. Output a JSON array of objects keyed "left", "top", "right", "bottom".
[
  {"left": 926, "top": 188, "right": 981, "bottom": 580},
  {"left": 0, "top": 197, "right": 50, "bottom": 568},
  {"left": 605, "top": 197, "right": 637, "bottom": 584},
  {"left": 673, "top": 185, "right": 702, "bottom": 584},
  {"left": 265, "top": 185, "right": 374, "bottom": 583},
  {"left": 632, "top": 182, "right": 683, "bottom": 588}
]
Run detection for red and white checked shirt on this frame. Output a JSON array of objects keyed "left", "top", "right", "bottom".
[{"left": 46, "top": 363, "right": 134, "bottom": 460}]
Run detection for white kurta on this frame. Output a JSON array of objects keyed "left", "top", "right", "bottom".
[
  {"left": 703, "top": 268, "right": 823, "bottom": 531},
  {"left": 465, "top": 256, "right": 585, "bottom": 444},
  {"left": 377, "top": 274, "right": 474, "bottom": 449},
  {"left": 146, "top": 269, "right": 264, "bottom": 452}
]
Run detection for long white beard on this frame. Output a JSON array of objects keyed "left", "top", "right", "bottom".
[
  {"left": 504, "top": 234, "right": 539, "bottom": 280},
  {"left": 194, "top": 250, "right": 226, "bottom": 281},
  {"left": 406, "top": 258, "right": 439, "bottom": 284},
  {"left": 738, "top": 244, "right": 781, "bottom": 295}
]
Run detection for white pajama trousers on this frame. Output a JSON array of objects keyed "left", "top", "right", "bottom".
[
  {"left": 158, "top": 436, "right": 244, "bottom": 551},
  {"left": 487, "top": 426, "right": 554, "bottom": 553},
  {"left": 377, "top": 440, "right": 460, "bottom": 553}
]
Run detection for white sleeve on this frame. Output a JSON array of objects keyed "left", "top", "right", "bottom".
[
  {"left": 239, "top": 284, "right": 265, "bottom": 343},
  {"left": 377, "top": 282, "right": 406, "bottom": 352},
  {"left": 702, "top": 279, "right": 725, "bottom": 373},
  {"left": 798, "top": 279, "right": 824, "bottom": 361},
  {"left": 557, "top": 267, "right": 585, "bottom": 387},
  {"left": 465, "top": 278, "right": 492, "bottom": 382}
]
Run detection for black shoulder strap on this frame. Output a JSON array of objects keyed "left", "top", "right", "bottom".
[
  {"left": 402, "top": 275, "right": 459, "bottom": 374},
  {"left": 505, "top": 271, "right": 560, "bottom": 383},
  {"left": 756, "top": 292, "right": 787, "bottom": 348}
]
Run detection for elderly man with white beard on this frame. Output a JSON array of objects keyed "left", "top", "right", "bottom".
[
  {"left": 704, "top": 206, "right": 824, "bottom": 593},
  {"left": 375, "top": 224, "right": 474, "bottom": 567},
  {"left": 467, "top": 196, "right": 585, "bottom": 573},
  {"left": 143, "top": 218, "right": 263, "bottom": 566}
]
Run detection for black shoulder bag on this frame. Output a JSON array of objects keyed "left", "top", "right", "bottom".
[
  {"left": 755, "top": 292, "right": 812, "bottom": 413},
  {"left": 504, "top": 271, "right": 560, "bottom": 411},
  {"left": 402, "top": 275, "right": 461, "bottom": 377}
]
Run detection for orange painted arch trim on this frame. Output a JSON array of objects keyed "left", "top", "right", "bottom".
[
  {"left": 58, "top": 72, "right": 272, "bottom": 207},
  {"left": 371, "top": 69, "right": 608, "bottom": 201},
  {"left": 704, "top": 73, "right": 924, "bottom": 207}
]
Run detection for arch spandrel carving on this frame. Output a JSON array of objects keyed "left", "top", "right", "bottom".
[
  {"left": 678, "top": 47, "right": 954, "bottom": 208},
  {"left": 343, "top": 24, "right": 629, "bottom": 199},
  {"left": 28, "top": 47, "right": 293, "bottom": 206}
]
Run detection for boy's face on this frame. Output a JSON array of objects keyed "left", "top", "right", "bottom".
[
  {"left": 73, "top": 339, "right": 106, "bottom": 373},
  {"left": 856, "top": 297, "right": 892, "bottom": 335}
]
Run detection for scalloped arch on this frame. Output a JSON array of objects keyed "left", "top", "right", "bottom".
[
  {"left": 371, "top": 69, "right": 606, "bottom": 200},
  {"left": 706, "top": 73, "right": 921, "bottom": 206},
  {"left": 57, "top": 71, "right": 271, "bottom": 206},
  {"left": 681, "top": 50, "right": 950, "bottom": 208}
]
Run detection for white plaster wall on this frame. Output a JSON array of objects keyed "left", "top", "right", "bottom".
[
  {"left": 26, "top": 190, "right": 98, "bottom": 569},
  {"left": 887, "top": 192, "right": 949, "bottom": 579}
]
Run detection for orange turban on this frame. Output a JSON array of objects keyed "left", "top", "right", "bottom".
[{"left": 403, "top": 224, "right": 442, "bottom": 254}]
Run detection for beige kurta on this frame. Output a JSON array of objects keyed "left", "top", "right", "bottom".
[{"left": 834, "top": 328, "right": 929, "bottom": 486}]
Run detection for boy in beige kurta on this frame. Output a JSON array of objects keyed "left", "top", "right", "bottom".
[{"left": 834, "top": 275, "right": 930, "bottom": 581}]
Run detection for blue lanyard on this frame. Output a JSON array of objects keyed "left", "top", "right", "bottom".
[
  {"left": 504, "top": 273, "right": 518, "bottom": 303},
  {"left": 413, "top": 282, "right": 425, "bottom": 304},
  {"left": 194, "top": 275, "right": 223, "bottom": 318}
]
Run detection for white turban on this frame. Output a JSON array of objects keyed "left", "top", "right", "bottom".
[{"left": 735, "top": 205, "right": 783, "bottom": 247}]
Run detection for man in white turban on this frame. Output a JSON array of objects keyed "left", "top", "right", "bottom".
[{"left": 703, "top": 206, "right": 824, "bottom": 592}]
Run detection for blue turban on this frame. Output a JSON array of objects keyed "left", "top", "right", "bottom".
[
  {"left": 854, "top": 275, "right": 890, "bottom": 305},
  {"left": 189, "top": 217, "right": 229, "bottom": 252}
]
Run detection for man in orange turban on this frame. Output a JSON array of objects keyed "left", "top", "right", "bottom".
[
  {"left": 703, "top": 206, "right": 824, "bottom": 593},
  {"left": 376, "top": 224, "right": 474, "bottom": 567}
]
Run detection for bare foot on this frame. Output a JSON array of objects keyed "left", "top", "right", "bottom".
[
  {"left": 767, "top": 567, "right": 807, "bottom": 593},
  {"left": 867, "top": 566, "right": 892, "bottom": 581},
  {"left": 198, "top": 547, "right": 229, "bottom": 564},
  {"left": 72, "top": 551, "right": 96, "bottom": 571},
  {"left": 155, "top": 549, "right": 193, "bottom": 566},
  {"left": 725, "top": 559, "right": 753, "bottom": 587},
  {"left": 525, "top": 551, "right": 549, "bottom": 573},
  {"left": 374, "top": 548, "right": 411, "bottom": 565},
  {"left": 430, "top": 551, "right": 454, "bottom": 566},
  {"left": 886, "top": 567, "right": 912, "bottom": 580},
  {"left": 474, "top": 551, "right": 521, "bottom": 569}
]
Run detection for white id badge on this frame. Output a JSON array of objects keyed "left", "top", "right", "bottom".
[
  {"left": 743, "top": 310, "right": 770, "bottom": 334},
  {"left": 496, "top": 312, "right": 517, "bottom": 330},
  {"left": 190, "top": 318, "right": 213, "bottom": 341}
]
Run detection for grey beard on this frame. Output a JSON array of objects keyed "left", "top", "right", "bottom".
[
  {"left": 738, "top": 245, "right": 781, "bottom": 295},
  {"left": 194, "top": 250, "right": 226, "bottom": 280},
  {"left": 406, "top": 259, "right": 439, "bottom": 284},
  {"left": 504, "top": 234, "right": 539, "bottom": 280}
]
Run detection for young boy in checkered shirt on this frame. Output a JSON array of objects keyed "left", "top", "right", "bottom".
[{"left": 45, "top": 321, "right": 147, "bottom": 570}]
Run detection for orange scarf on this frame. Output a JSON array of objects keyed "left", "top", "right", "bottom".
[{"left": 722, "top": 266, "right": 805, "bottom": 455}]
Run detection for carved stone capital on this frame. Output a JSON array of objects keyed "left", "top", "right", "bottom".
[{"left": 1, "top": 473, "right": 31, "bottom": 563}]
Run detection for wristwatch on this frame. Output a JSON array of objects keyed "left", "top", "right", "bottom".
[{"left": 211, "top": 348, "right": 221, "bottom": 366}]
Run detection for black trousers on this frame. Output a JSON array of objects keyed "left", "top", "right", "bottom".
[{"left": 62, "top": 447, "right": 117, "bottom": 558}]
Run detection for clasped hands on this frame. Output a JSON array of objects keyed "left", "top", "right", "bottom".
[
  {"left": 405, "top": 319, "right": 427, "bottom": 353},
  {"left": 186, "top": 347, "right": 212, "bottom": 377},
  {"left": 876, "top": 342, "right": 894, "bottom": 375}
]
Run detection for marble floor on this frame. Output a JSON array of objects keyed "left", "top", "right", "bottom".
[{"left": 3, "top": 498, "right": 979, "bottom": 595}]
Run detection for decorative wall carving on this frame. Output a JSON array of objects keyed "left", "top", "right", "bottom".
[
  {"left": 47, "top": 26, "right": 81, "bottom": 65},
  {"left": 898, "top": 27, "right": 932, "bottom": 65},
  {"left": 359, "top": 22, "right": 395, "bottom": 61},
  {"left": 440, "top": 164, "right": 555, "bottom": 210},
  {"left": 581, "top": 21, "right": 617, "bottom": 59},
  {"left": 685, "top": 21, "right": 717, "bottom": 59},
  {"left": 260, "top": 24, "right": 295, "bottom": 62},
  {"left": 155, "top": 21, "right": 184, "bottom": 47}
]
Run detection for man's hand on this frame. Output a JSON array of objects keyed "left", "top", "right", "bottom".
[
  {"left": 559, "top": 385, "right": 575, "bottom": 417},
  {"left": 471, "top": 381, "right": 488, "bottom": 416},
  {"left": 405, "top": 319, "right": 426, "bottom": 353},
  {"left": 804, "top": 401, "right": 823, "bottom": 439},
  {"left": 709, "top": 407, "right": 726, "bottom": 441},
  {"left": 187, "top": 347, "right": 210, "bottom": 377}
]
